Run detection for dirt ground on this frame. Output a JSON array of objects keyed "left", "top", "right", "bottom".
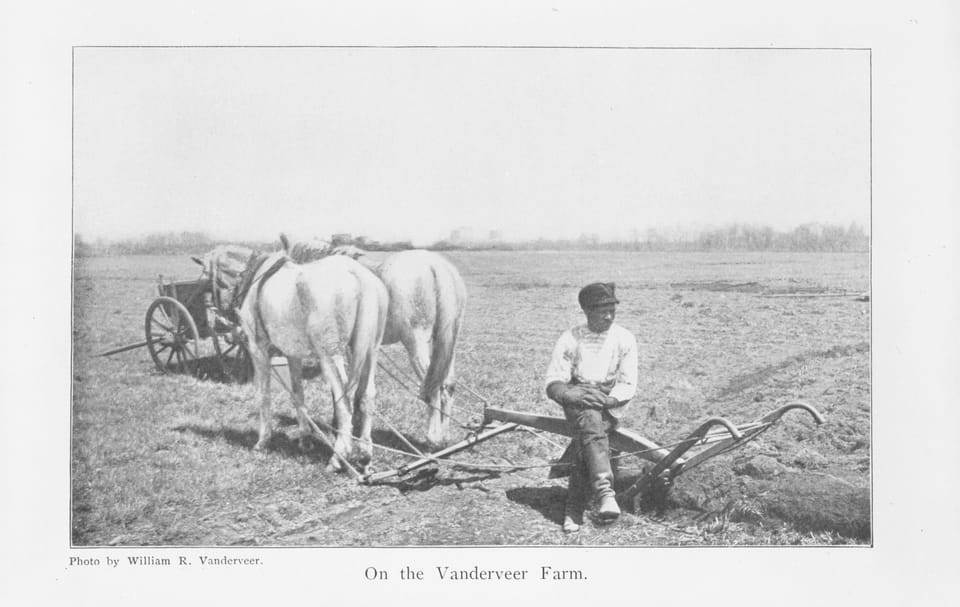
[{"left": 72, "top": 250, "right": 870, "bottom": 546}]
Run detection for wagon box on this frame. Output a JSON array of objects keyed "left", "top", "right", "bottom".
[{"left": 98, "top": 271, "right": 251, "bottom": 382}]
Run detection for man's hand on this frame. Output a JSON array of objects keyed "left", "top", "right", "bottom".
[
  {"left": 565, "top": 386, "right": 608, "bottom": 409},
  {"left": 548, "top": 382, "right": 618, "bottom": 410}
]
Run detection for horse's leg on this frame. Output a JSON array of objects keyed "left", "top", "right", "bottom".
[
  {"left": 439, "top": 353, "right": 456, "bottom": 443},
  {"left": 249, "top": 342, "right": 273, "bottom": 450},
  {"left": 403, "top": 329, "right": 446, "bottom": 449},
  {"left": 400, "top": 329, "right": 428, "bottom": 382},
  {"left": 286, "top": 356, "right": 314, "bottom": 449},
  {"left": 318, "top": 353, "right": 353, "bottom": 473},
  {"left": 331, "top": 353, "right": 352, "bottom": 417},
  {"left": 351, "top": 357, "right": 378, "bottom": 473}
]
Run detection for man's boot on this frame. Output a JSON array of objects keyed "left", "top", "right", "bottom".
[
  {"left": 563, "top": 450, "right": 586, "bottom": 533},
  {"left": 581, "top": 437, "right": 620, "bottom": 522},
  {"left": 593, "top": 472, "right": 621, "bottom": 521}
]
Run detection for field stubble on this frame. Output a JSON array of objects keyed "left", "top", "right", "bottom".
[{"left": 73, "top": 251, "right": 870, "bottom": 545}]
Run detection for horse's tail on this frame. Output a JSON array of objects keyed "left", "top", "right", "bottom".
[
  {"left": 347, "top": 270, "right": 388, "bottom": 403},
  {"left": 420, "top": 255, "right": 466, "bottom": 402}
]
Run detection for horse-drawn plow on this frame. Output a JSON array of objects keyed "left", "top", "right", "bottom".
[
  {"left": 362, "top": 399, "right": 824, "bottom": 513},
  {"left": 98, "top": 248, "right": 827, "bottom": 517}
]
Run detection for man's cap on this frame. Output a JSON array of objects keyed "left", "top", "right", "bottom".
[{"left": 578, "top": 282, "right": 619, "bottom": 309}]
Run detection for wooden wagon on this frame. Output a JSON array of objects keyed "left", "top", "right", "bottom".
[{"left": 99, "top": 274, "right": 252, "bottom": 382}]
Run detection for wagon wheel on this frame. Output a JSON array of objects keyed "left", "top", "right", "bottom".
[
  {"left": 145, "top": 296, "right": 201, "bottom": 376},
  {"left": 211, "top": 330, "right": 253, "bottom": 383}
]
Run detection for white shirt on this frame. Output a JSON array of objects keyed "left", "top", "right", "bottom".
[{"left": 544, "top": 322, "right": 638, "bottom": 416}]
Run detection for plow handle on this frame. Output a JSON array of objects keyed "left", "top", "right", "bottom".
[{"left": 758, "top": 401, "right": 825, "bottom": 425}]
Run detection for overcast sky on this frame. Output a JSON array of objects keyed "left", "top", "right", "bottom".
[{"left": 73, "top": 47, "right": 870, "bottom": 245}]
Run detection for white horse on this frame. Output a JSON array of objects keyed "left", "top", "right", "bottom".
[
  {"left": 281, "top": 236, "right": 467, "bottom": 449},
  {"left": 197, "top": 246, "right": 388, "bottom": 474}
]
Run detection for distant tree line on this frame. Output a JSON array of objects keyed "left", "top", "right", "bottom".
[
  {"left": 74, "top": 222, "right": 868, "bottom": 257},
  {"left": 73, "top": 231, "right": 415, "bottom": 256},
  {"left": 74, "top": 231, "right": 269, "bottom": 256},
  {"left": 695, "top": 222, "right": 869, "bottom": 252},
  {"left": 431, "top": 222, "right": 869, "bottom": 253}
]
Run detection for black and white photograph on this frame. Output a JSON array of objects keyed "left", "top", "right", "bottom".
[
  {"left": 71, "top": 45, "right": 870, "bottom": 546},
  {"left": 3, "top": 2, "right": 959, "bottom": 605}
]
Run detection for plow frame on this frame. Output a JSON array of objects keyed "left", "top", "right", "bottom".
[{"left": 363, "top": 401, "right": 824, "bottom": 511}]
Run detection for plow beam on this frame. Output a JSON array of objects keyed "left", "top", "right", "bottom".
[{"left": 483, "top": 406, "right": 673, "bottom": 464}]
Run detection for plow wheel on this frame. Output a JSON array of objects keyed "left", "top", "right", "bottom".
[
  {"left": 145, "top": 296, "right": 200, "bottom": 376},
  {"left": 211, "top": 330, "right": 253, "bottom": 383}
]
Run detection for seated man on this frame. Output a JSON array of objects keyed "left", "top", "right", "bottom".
[{"left": 545, "top": 282, "right": 638, "bottom": 532}]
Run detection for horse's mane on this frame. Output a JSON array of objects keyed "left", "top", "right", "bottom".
[{"left": 279, "top": 233, "right": 367, "bottom": 264}]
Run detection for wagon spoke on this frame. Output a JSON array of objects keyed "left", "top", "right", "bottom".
[
  {"left": 151, "top": 317, "right": 174, "bottom": 333},
  {"left": 176, "top": 319, "right": 194, "bottom": 341},
  {"left": 146, "top": 297, "right": 202, "bottom": 376},
  {"left": 157, "top": 305, "right": 174, "bottom": 327},
  {"left": 175, "top": 318, "right": 195, "bottom": 341},
  {"left": 170, "top": 316, "right": 184, "bottom": 336}
]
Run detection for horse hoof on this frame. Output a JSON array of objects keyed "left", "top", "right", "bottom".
[{"left": 354, "top": 449, "right": 373, "bottom": 466}]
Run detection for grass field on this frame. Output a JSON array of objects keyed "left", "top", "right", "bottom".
[{"left": 72, "top": 250, "right": 870, "bottom": 546}]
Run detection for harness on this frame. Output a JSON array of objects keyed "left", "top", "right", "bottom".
[{"left": 221, "top": 251, "right": 289, "bottom": 347}]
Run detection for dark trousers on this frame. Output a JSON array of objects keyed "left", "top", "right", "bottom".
[{"left": 562, "top": 405, "right": 618, "bottom": 507}]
